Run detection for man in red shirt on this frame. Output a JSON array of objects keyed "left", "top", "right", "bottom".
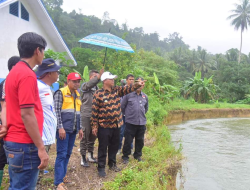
[{"left": 0, "top": 32, "right": 49, "bottom": 190}]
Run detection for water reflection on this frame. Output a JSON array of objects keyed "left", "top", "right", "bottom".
[{"left": 169, "top": 118, "right": 250, "bottom": 190}]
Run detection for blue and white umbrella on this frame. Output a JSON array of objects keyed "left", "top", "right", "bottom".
[{"left": 79, "top": 33, "right": 134, "bottom": 65}]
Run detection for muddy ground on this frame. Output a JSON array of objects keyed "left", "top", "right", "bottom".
[{"left": 2, "top": 134, "right": 152, "bottom": 190}]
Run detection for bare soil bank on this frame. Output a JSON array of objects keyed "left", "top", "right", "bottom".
[{"left": 165, "top": 108, "right": 250, "bottom": 125}]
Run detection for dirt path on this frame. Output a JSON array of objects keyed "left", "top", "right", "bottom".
[{"left": 2, "top": 137, "right": 136, "bottom": 190}]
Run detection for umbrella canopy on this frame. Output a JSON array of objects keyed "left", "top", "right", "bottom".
[{"left": 78, "top": 33, "right": 134, "bottom": 53}]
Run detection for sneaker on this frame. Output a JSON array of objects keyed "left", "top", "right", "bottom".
[
  {"left": 87, "top": 152, "right": 97, "bottom": 163},
  {"left": 109, "top": 165, "right": 121, "bottom": 172},
  {"left": 117, "top": 149, "right": 121, "bottom": 155},
  {"left": 56, "top": 182, "right": 68, "bottom": 190},
  {"left": 122, "top": 159, "right": 129, "bottom": 165},
  {"left": 98, "top": 168, "right": 106, "bottom": 178},
  {"left": 63, "top": 176, "right": 75, "bottom": 184},
  {"left": 44, "top": 170, "right": 49, "bottom": 174},
  {"left": 81, "top": 156, "right": 90, "bottom": 167}
]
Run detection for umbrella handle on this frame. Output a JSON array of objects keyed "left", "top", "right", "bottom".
[{"left": 103, "top": 47, "right": 108, "bottom": 66}]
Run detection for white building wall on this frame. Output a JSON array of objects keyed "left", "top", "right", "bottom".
[{"left": 0, "top": 0, "right": 56, "bottom": 79}]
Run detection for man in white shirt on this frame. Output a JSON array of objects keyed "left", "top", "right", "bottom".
[{"left": 35, "top": 58, "right": 60, "bottom": 177}]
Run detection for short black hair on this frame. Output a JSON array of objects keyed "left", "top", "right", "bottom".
[
  {"left": 136, "top": 77, "right": 144, "bottom": 81},
  {"left": 126, "top": 74, "right": 134, "bottom": 80},
  {"left": 8, "top": 56, "right": 20, "bottom": 71},
  {"left": 89, "top": 70, "right": 99, "bottom": 77},
  {"left": 18, "top": 32, "right": 47, "bottom": 58}
]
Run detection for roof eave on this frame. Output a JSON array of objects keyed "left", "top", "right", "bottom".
[{"left": 38, "top": 0, "right": 77, "bottom": 66}]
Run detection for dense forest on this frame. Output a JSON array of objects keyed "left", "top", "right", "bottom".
[{"left": 43, "top": 0, "right": 250, "bottom": 104}]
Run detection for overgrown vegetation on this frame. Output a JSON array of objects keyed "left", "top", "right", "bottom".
[{"left": 39, "top": 1, "right": 250, "bottom": 188}]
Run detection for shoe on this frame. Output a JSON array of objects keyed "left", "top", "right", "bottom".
[
  {"left": 117, "top": 149, "right": 121, "bottom": 155},
  {"left": 123, "top": 159, "right": 129, "bottom": 165},
  {"left": 87, "top": 152, "right": 97, "bottom": 163},
  {"left": 109, "top": 164, "right": 121, "bottom": 172},
  {"left": 56, "top": 182, "right": 68, "bottom": 190},
  {"left": 135, "top": 157, "right": 143, "bottom": 162},
  {"left": 81, "top": 156, "right": 90, "bottom": 167},
  {"left": 63, "top": 176, "right": 75, "bottom": 184},
  {"left": 44, "top": 170, "right": 49, "bottom": 174},
  {"left": 98, "top": 168, "right": 106, "bottom": 177}
]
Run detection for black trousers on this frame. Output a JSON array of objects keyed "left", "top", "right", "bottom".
[
  {"left": 122, "top": 123, "right": 146, "bottom": 160},
  {"left": 0, "top": 140, "right": 7, "bottom": 170},
  {"left": 97, "top": 127, "right": 120, "bottom": 169}
]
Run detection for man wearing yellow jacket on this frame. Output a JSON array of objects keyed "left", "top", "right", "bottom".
[{"left": 54, "top": 73, "right": 83, "bottom": 190}]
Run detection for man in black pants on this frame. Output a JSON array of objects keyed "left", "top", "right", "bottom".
[{"left": 121, "top": 77, "right": 148, "bottom": 163}]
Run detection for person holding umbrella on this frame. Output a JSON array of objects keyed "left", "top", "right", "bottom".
[
  {"left": 80, "top": 68, "right": 104, "bottom": 167},
  {"left": 91, "top": 72, "right": 145, "bottom": 177}
]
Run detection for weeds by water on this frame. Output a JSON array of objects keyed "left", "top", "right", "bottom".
[
  {"left": 104, "top": 126, "right": 182, "bottom": 190},
  {"left": 168, "top": 98, "right": 250, "bottom": 111}
]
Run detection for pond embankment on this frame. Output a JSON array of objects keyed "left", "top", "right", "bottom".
[{"left": 165, "top": 108, "right": 250, "bottom": 125}]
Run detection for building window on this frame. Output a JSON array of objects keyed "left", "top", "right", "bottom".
[
  {"left": 9, "top": 1, "right": 19, "bottom": 17},
  {"left": 21, "top": 3, "right": 29, "bottom": 21}
]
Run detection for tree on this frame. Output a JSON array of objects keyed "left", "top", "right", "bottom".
[
  {"left": 182, "top": 72, "right": 219, "bottom": 103},
  {"left": 194, "top": 49, "right": 212, "bottom": 77},
  {"left": 227, "top": 0, "right": 250, "bottom": 64}
]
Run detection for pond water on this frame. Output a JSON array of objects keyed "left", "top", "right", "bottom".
[{"left": 168, "top": 118, "right": 250, "bottom": 190}]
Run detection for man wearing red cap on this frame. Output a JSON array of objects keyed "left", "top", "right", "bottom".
[{"left": 53, "top": 72, "right": 83, "bottom": 190}]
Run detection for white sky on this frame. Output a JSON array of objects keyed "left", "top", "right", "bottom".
[{"left": 62, "top": 0, "right": 250, "bottom": 54}]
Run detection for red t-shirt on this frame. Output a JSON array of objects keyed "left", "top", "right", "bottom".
[{"left": 4, "top": 61, "right": 44, "bottom": 143}]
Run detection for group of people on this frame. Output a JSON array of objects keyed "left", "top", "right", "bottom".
[{"left": 0, "top": 32, "right": 148, "bottom": 190}]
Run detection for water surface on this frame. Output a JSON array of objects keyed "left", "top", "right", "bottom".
[{"left": 168, "top": 118, "right": 250, "bottom": 190}]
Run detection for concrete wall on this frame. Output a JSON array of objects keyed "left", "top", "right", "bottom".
[{"left": 0, "top": 0, "right": 56, "bottom": 79}]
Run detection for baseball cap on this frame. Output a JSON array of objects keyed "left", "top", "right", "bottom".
[
  {"left": 36, "top": 58, "right": 61, "bottom": 77},
  {"left": 67, "top": 72, "right": 82, "bottom": 80},
  {"left": 101, "top": 72, "right": 117, "bottom": 81}
]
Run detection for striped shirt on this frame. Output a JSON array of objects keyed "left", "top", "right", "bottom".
[
  {"left": 91, "top": 84, "right": 140, "bottom": 131},
  {"left": 37, "top": 80, "right": 57, "bottom": 145}
]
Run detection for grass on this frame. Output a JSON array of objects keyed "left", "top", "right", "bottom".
[
  {"left": 168, "top": 98, "right": 250, "bottom": 111},
  {"left": 104, "top": 97, "right": 250, "bottom": 190},
  {"left": 103, "top": 126, "right": 182, "bottom": 190}
]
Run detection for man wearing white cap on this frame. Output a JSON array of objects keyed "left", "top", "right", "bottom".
[{"left": 91, "top": 71, "right": 144, "bottom": 177}]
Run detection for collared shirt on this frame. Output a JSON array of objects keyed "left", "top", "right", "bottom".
[
  {"left": 91, "top": 84, "right": 139, "bottom": 131},
  {"left": 121, "top": 91, "right": 148, "bottom": 125},
  {"left": 54, "top": 90, "right": 83, "bottom": 130},
  {"left": 4, "top": 61, "right": 43, "bottom": 143},
  {"left": 37, "top": 80, "right": 57, "bottom": 145}
]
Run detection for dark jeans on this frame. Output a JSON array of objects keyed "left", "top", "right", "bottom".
[
  {"left": 97, "top": 127, "right": 120, "bottom": 169},
  {"left": 80, "top": 116, "right": 96, "bottom": 156},
  {"left": 4, "top": 141, "right": 40, "bottom": 190},
  {"left": 119, "top": 122, "right": 133, "bottom": 150},
  {"left": 122, "top": 123, "right": 146, "bottom": 160},
  {"left": 54, "top": 131, "right": 76, "bottom": 185}
]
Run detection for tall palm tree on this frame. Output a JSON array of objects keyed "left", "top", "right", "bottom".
[
  {"left": 227, "top": 0, "right": 250, "bottom": 64},
  {"left": 194, "top": 49, "right": 211, "bottom": 78}
]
